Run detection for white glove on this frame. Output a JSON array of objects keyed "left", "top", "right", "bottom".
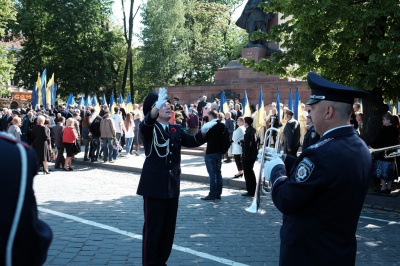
[
  {"left": 201, "top": 119, "right": 217, "bottom": 134},
  {"left": 155, "top": 87, "right": 168, "bottom": 109},
  {"left": 263, "top": 156, "right": 284, "bottom": 181},
  {"left": 257, "top": 147, "right": 278, "bottom": 163}
]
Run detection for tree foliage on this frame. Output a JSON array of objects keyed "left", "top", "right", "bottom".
[
  {"left": 0, "top": 0, "right": 16, "bottom": 93},
  {"left": 138, "top": 0, "right": 246, "bottom": 91},
  {"left": 240, "top": 0, "right": 400, "bottom": 144},
  {"left": 12, "top": 0, "right": 122, "bottom": 97}
]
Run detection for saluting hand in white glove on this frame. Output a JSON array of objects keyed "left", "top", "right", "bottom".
[{"left": 155, "top": 87, "right": 168, "bottom": 109}]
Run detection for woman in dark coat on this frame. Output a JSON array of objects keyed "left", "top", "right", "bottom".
[{"left": 31, "top": 115, "right": 51, "bottom": 174}]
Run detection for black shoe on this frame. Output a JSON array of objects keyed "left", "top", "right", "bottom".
[
  {"left": 215, "top": 196, "right": 221, "bottom": 200},
  {"left": 384, "top": 189, "right": 391, "bottom": 194},
  {"left": 43, "top": 170, "right": 50, "bottom": 174},
  {"left": 223, "top": 159, "right": 232, "bottom": 163},
  {"left": 233, "top": 173, "right": 243, "bottom": 178},
  {"left": 241, "top": 192, "right": 254, "bottom": 197},
  {"left": 68, "top": 167, "right": 74, "bottom": 171},
  {"left": 84, "top": 158, "right": 90, "bottom": 161},
  {"left": 63, "top": 168, "right": 69, "bottom": 171},
  {"left": 201, "top": 195, "right": 215, "bottom": 200}
]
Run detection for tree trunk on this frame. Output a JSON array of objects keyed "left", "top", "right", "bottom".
[
  {"left": 362, "top": 87, "right": 388, "bottom": 145},
  {"left": 129, "top": 49, "right": 134, "bottom": 103}
]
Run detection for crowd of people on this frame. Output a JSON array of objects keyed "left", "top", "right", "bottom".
[{"left": 1, "top": 90, "right": 399, "bottom": 193}]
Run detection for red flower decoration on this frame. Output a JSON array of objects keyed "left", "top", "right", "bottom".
[{"left": 171, "top": 127, "right": 177, "bottom": 134}]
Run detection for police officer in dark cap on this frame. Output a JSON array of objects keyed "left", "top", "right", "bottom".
[
  {"left": 261, "top": 72, "right": 372, "bottom": 265},
  {"left": 0, "top": 132, "right": 52, "bottom": 265},
  {"left": 137, "top": 87, "right": 216, "bottom": 265},
  {"left": 173, "top": 96, "right": 182, "bottom": 111}
]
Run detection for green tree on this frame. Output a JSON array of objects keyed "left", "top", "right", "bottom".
[
  {"left": 0, "top": 0, "right": 16, "bottom": 94},
  {"left": 241, "top": 0, "right": 400, "bottom": 144},
  {"left": 13, "top": 0, "right": 119, "bottom": 98},
  {"left": 139, "top": 0, "right": 246, "bottom": 89},
  {"left": 139, "top": 0, "right": 187, "bottom": 87}
]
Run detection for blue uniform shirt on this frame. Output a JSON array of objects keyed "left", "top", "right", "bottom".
[{"left": 270, "top": 126, "right": 372, "bottom": 265}]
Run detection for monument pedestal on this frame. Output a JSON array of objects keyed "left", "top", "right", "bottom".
[{"left": 214, "top": 47, "right": 280, "bottom": 85}]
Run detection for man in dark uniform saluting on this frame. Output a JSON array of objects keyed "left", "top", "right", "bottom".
[
  {"left": 137, "top": 88, "right": 217, "bottom": 265},
  {"left": 261, "top": 72, "right": 372, "bottom": 265},
  {"left": 0, "top": 132, "right": 52, "bottom": 265}
]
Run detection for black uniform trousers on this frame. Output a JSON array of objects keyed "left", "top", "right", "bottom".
[
  {"left": 242, "top": 159, "right": 256, "bottom": 196},
  {"left": 142, "top": 197, "right": 179, "bottom": 266}
]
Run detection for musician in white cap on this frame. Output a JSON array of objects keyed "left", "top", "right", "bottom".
[
  {"left": 137, "top": 88, "right": 216, "bottom": 265},
  {"left": 261, "top": 72, "right": 371, "bottom": 265}
]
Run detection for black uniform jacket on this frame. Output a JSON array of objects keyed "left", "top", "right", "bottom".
[
  {"left": 0, "top": 133, "right": 52, "bottom": 265},
  {"left": 270, "top": 126, "right": 372, "bottom": 265},
  {"left": 242, "top": 126, "right": 258, "bottom": 161},
  {"left": 137, "top": 113, "right": 206, "bottom": 199}
]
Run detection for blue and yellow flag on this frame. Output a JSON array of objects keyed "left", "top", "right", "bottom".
[
  {"left": 40, "top": 69, "right": 47, "bottom": 107},
  {"left": 276, "top": 87, "right": 281, "bottom": 120},
  {"left": 66, "top": 93, "right": 75, "bottom": 107},
  {"left": 125, "top": 93, "right": 133, "bottom": 113},
  {"left": 288, "top": 88, "right": 293, "bottom": 112},
  {"left": 118, "top": 93, "right": 126, "bottom": 110},
  {"left": 220, "top": 91, "right": 229, "bottom": 113},
  {"left": 78, "top": 96, "right": 85, "bottom": 107},
  {"left": 257, "top": 86, "right": 265, "bottom": 131},
  {"left": 84, "top": 94, "right": 91, "bottom": 108},
  {"left": 36, "top": 73, "right": 42, "bottom": 106},
  {"left": 294, "top": 87, "right": 300, "bottom": 120},
  {"left": 243, "top": 90, "right": 251, "bottom": 117},
  {"left": 102, "top": 93, "right": 107, "bottom": 106},
  {"left": 46, "top": 73, "right": 54, "bottom": 107},
  {"left": 92, "top": 94, "right": 100, "bottom": 113},
  {"left": 32, "top": 82, "right": 38, "bottom": 109}
]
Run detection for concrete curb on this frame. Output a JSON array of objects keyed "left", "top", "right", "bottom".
[{"left": 74, "top": 158, "right": 399, "bottom": 212}]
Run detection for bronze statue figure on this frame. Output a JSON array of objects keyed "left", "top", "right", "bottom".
[{"left": 236, "top": 0, "right": 274, "bottom": 47}]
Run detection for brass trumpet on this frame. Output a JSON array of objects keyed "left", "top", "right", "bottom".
[
  {"left": 246, "top": 117, "right": 281, "bottom": 214},
  {"left": 369, "top": 145, "right": 400, "bottom": 158}
]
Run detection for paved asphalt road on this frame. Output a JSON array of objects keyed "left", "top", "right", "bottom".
[{"left": 34, "top": 166, "right": 400, "bottom": 266}]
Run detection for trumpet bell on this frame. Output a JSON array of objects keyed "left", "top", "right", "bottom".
[{"left": 245, "top": 200, "right": 266, "bottom": 214}]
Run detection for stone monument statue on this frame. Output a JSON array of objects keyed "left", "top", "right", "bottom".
[{"left": 236, "top": 0, "right": 274, "bottom": 48}]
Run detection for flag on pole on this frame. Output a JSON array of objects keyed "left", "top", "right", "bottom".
[
  {"left": 257, "top": 86, "right": 265, "bottom": 131},
  {"left": 288, "top": 88, "right": 293, "bottom": 112},
  {"left": 276, "top": 88, "right": 281, "bottom": 120},
  {"left": 220, "top": 91, "right": 229, "bottom": 113},
  {"left": 92, "top": 94, "right": 100, "bottom": 113},
  {"left": 31, "top": 82, "right": 38, "bottom": 109},
  {"left": 102, "top": 93, "right": 107, "bottom": 106},
  {"left": 78, "top": 96, "right": 85, "bottom": 107},
  {"left": 36, "top": 73, "right": 42, "bottom": 106},
  {"left": 66, "top": 93, "right": 75, "bottom": 107},
  {"left": 46, "top": 73, "right": 54, "bottom": 107},
  {"left": 84, "top": 94, "right": 91, "bottom": 108},
  {"left": 294, "top": 87, "right": 300, "bottom": 120},
  {"left": 110, "top": 93, "right": 116, "bottom": 114},
  {"left": 51, "top": 84, "right": 57, "bottom": 106},
  {"left": 243, "top": 90, "right": 251, "bottom": 117},
  {"left": 40, "top": 69, "right": 47, "bottom": 107},
  {"left": 125, "top": 93, "right": 133, "bottom": 113},
  {"left": 118, "top": 93, "right": 126, "bottom": 109}
]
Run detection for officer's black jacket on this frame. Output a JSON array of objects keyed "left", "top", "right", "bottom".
[
  {"left": 137, "top": 113, "right": 206, "bottom": 199},
  {"left": 270, "top": 126, "right": 372, "bottom": 265},
  {"left": 0, "top": 134, "right": 52, "bottom": 265}
]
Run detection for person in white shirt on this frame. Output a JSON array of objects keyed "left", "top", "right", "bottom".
[
  {"left": 123, "top": 113, "right": 135, "bottom": 156},
  {"left": 111, "top": 107, "right": 124, "bottom": 160}
]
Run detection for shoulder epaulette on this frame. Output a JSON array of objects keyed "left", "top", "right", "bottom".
[
  {"left": 0, "top": 132, "right": 31, "bottom": 149},
  {"left": 309, "top": 137, "right": 333, "bottom": 149}
]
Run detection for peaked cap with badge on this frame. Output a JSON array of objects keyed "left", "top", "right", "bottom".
[{"left": 306, "top": 72, "right": 369, "bottom": 105}]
